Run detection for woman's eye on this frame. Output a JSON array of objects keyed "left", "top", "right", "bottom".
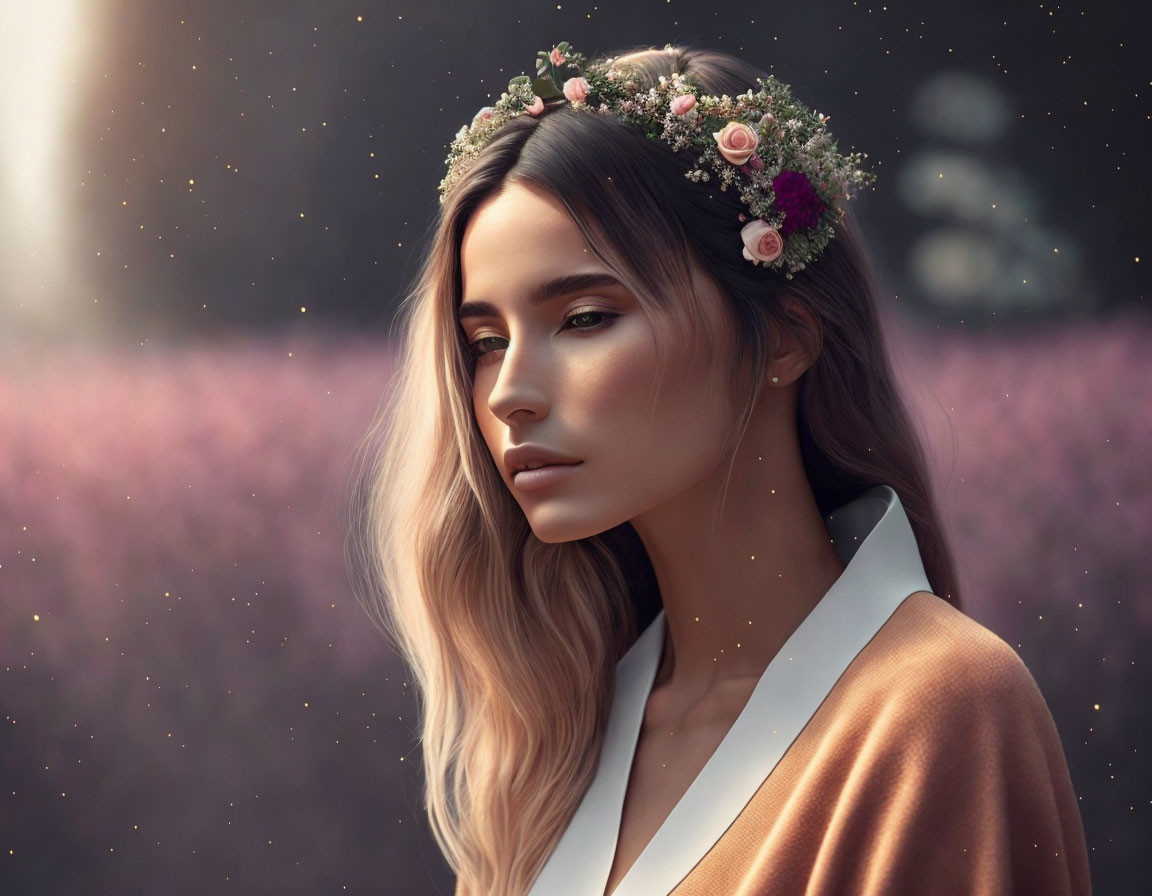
[{"left": 466, "top": 310, "right": 619, "bottom": 365}]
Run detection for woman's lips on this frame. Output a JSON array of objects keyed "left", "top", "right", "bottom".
[{"left": 512, "top": 462, "right": 583, "bottom": 492}]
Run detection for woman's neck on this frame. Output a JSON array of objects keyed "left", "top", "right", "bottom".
[{"left": 629, "top": 408, "right": 846, "bottom": 700}]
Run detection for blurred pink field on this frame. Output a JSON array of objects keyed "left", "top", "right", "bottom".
[
  {"left": 1, "top": 315, "right": 1148, "bottom": 892},
  {"left": 2, "top": 328, "right": 398, "bottom": 670}
]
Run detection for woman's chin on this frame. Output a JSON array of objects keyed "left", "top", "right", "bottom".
[
  {"left": 524, "top": 510, "right": 619, "bottom": 545},
  {"left": 527, "top": 522, "right": 593, "bottom": 544}
]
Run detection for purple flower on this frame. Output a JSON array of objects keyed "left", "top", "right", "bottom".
[{"left": 771, "top": 170, "right": 827, "bottom": 235}]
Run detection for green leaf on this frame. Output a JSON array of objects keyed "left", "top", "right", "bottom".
[
  {"left": 530, "top": 74, "right": 564, "bottom": 100},
  {"left": 508, "top": 75, "right": 531, "bottom": 88}
]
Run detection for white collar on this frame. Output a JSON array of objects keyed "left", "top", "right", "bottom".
[{"left": 527, "top": 484, "right": 933, "bottom": 896}]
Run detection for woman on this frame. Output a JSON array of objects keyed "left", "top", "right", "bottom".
[{"left": 349, "top": 40, "right": 1092, "bottom": 895}]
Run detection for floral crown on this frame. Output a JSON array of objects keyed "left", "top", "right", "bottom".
[{"left": 438, "top": 41, "right": 878, "bottom": 279}]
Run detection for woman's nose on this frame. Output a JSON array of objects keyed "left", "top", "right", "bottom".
[{"left": 484, "top": 341, "right": 551, "bottom": 422}]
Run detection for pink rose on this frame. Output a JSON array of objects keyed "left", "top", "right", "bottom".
[
  {"left": 524, "top": 95, "right": 545, "bottom": 116},
  {"left": 550, "top": 47, "right": 566, "bottom": 65},
  {"left": 563, "top": 76, "right": 590, "bottom": 103},
  {"left": 670, "top": 93, "right": 696, "bottom": 115},
  {"left": 740, "top": 219, "right": 784, "bottom": 265},
  {"left": 712, "top": 121, "right": 759, "bottom": 166},
  {"left": 472, "top": 106, "right": 495, "bottom": 123}
]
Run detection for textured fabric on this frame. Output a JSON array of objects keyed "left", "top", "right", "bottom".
[
  {"left": 532, "top": 485, "right": 939, "bottom": 896},
  {"left": 666, "top": 591, "right": 1092, "bottom": 896}
]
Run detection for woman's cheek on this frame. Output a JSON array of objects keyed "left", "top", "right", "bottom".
[{"left": 562, "top": 321, "right": 657, "bottom": 421}]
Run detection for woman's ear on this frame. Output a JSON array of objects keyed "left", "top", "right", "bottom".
[{"left": 764, "top": 294, "right": 821, "bottom": 389}]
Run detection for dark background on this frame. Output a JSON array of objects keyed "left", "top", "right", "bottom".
[{"left": 2, "top": 1, "right": 1149, "bottom": 893}]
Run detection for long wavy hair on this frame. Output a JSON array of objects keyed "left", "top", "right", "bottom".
[{"left": 346, "top": 41, "right": 962, "bottom": 896}]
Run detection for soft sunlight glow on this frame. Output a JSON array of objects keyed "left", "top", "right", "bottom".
[{"left": 0, "top": 0, "right": 97, "bottom": 336}]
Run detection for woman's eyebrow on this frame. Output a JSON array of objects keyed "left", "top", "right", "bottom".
[{"left": 457, "top": 272, "right": 625, "bottom": 321}]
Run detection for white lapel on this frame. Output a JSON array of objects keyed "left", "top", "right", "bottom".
[{"left": 526, "top": 484, "right": 932, "bottom": 896}]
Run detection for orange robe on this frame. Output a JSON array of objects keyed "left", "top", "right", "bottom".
[
  {"left": 666, "top": 590, "right": 1093, "bottom": 895},
  {"left": 523, "top": 485, "right": 1092, "bottom": 895}
]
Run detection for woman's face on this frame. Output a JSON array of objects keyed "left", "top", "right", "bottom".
[{"left": 458, "top": 182, "right": 739, "bottom": 543}]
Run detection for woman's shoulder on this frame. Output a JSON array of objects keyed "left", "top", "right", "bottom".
[
  {"left": 807, "top": 596, "right": 1093, "bottom": 894},
  {"left": 849, "top": 590, "right": 1054, "bottom": 738}
]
